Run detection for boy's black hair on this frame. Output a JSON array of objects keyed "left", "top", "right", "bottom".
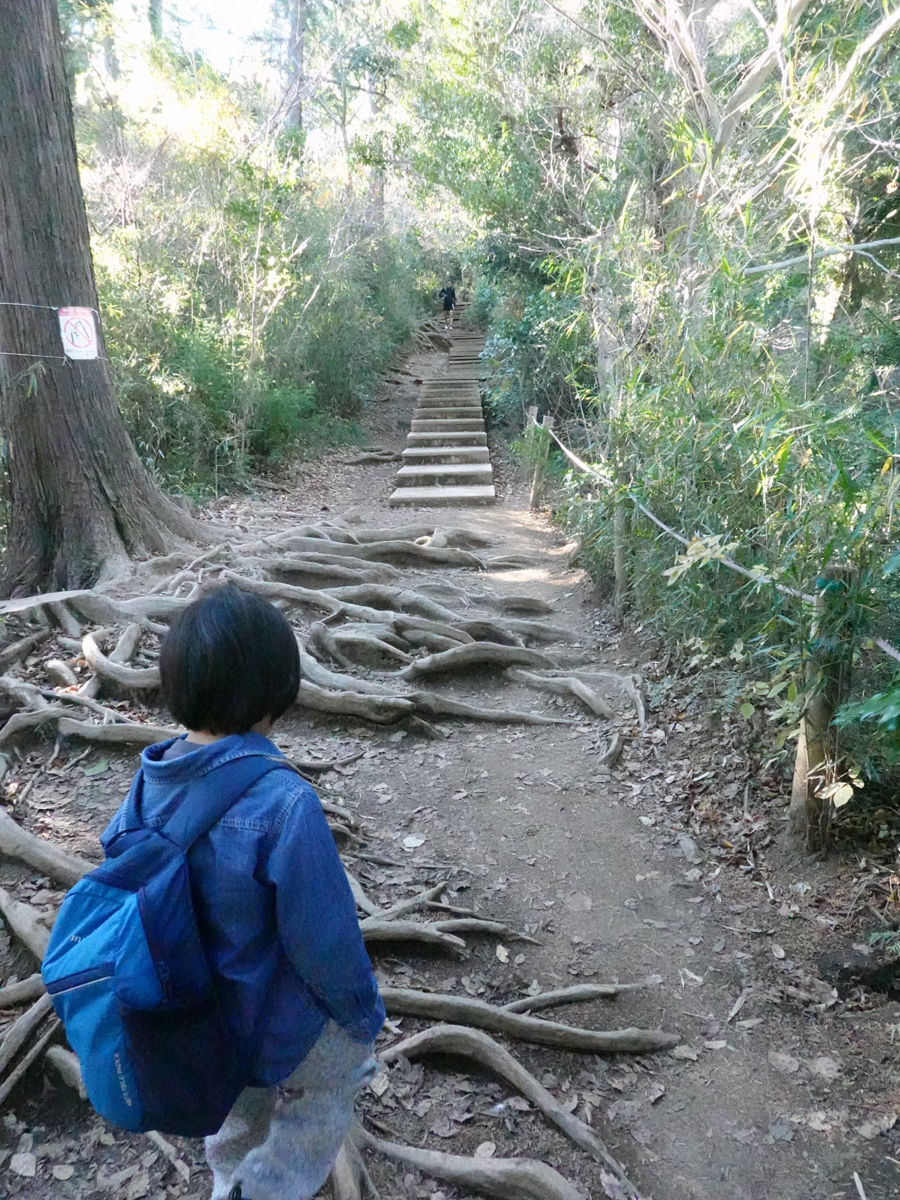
[{"left": 160, "top": 584, "right": 300, "bottom": 734}]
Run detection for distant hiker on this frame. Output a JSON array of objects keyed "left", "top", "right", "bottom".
[
  {"left": 439, "top": 281, "right": 456, "bottom": 325},
  {"left": 44, "top": 584, "right": 384, "bottom": 1200}
]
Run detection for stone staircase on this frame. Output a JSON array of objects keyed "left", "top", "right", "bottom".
[{"left": 389, "top": 311, "right": 495, "bottom": 507}]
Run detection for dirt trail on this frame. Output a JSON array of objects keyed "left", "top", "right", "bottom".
[{"left": 0, "top": 343, "right": 897, "bottom": 1199}]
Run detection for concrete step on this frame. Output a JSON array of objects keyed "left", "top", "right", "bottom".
[
  {"left": 417, "top": 400, "right": 482, "bottom": 410},
  {"left": 402, "top": 445, "right": 490, "bottom": 463},
  {"left": 407, "top": 431, "right": 487, "bottom": 446},
  {"left": 414, "top": 407, "right": 483, "bottom": 420},
  {"left": 420, "top": 386, "right": 481, "bottom": 395},
  {"left": 396, "top": 462, "right": 494, "bottom": 486},
  {"left": 390, "top": 483, "right": 496, "bottom": 507},
  {"left": 411, "top": 417, "right": 485, "bottom": 432}
]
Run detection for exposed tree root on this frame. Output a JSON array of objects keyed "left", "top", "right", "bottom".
[
  {"left": 45, "top": 1045, "right": 87, "bottom": 1099},
  {"left": 0, "top": 974, "right": 44, "bottom": 1007},
  {"left": 0, "top": 887, "right": 51, "bottom": 960},
  {"left": 82, "top": 633, "right": 161, "bottom": 690},
  {"left": 0, "top": 805, "right": 92, "bottom": 887},
  {"left": 0, "top": 994, "right": 53, "bottom": 1074},
  {"left": 597, "top": 732, "right": 624, "bottom": 767},
  {"left": 0, "top": 707, "right": 71, "bottom": 747},
  {"left": 344, "top": 870, "right": 381, "bottom": 917},
  {"left": 0, "top": 631, "right": 51, "bottom": 672},
  {"left": 430, "top": 918, "right": 540, "bottom": 942},
  {"left": 483, "top": 618, "right": 580, "bottom": 646},
  {"left": 374, "top": 882, "right": 448, "bottom": 921},
  {"left": 563, "top": 671, "right": 647, "bottom": 728},
  {"left": 0, "top": 1020, "right": 59, "bottom": 1108},
  {"left": 353, "top": 1124, "right": 587, "bottom": 1200},
  {"left": 401, "top": 642, "right": 559, "bottom": 680},
  {"left": 261, "top": 560, "right": 396, "bottom": 589},
  {"left": 495, "top": 595, "right": 555, "bottom": 615},
  {"left": 505, "top": 670, "right": 614, "bottom": 719},
  {"left": 350, "top": 526, "right": 493, "bottom": 548},
  {"left": 264, "top": 539, "right": 484, "bottom": 569},
  {"left": 393, "top": 615, "right": 473, "bottom": 644},
  {"left": 296, "top": 682, "right": 415, "bottom": 723},
  {"left": 360, "top": 919, "right": 467, "bottom": 953},
  {"left": 223, "top": 572, "right": 343, "bottom": 617},
  {"left": 379, "top": 988, "right": 679, "bottom": 1054},
  {"left": 58, "top": 717, "right": 179, "bottom": 746},
  {"left": 324, "top": 586, "right": 464, "bottom": 624},
  {"left": 380, "top": 1024, "right": 638, "bottom": 1196},
  {"left": 501, "top": 984, "right": 637, "bottom": 1013},
  {"left": 332, "top": 632, "right": 413, "bottom": 668},
  {"left": 408, "top": 692, "right": 575, "bottom": 727}
]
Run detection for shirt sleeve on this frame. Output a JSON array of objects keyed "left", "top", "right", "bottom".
[{"left": 263, "top": 779, "right": 385, "bottom": 1044}]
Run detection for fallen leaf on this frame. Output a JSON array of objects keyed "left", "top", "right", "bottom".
[
  {"left": 810, "top": 1055, "right": 841, "bottom": 1081},
  {"left": 495, "top": 944, "right": 509, "bottom": 964},
  {"left": 768, "top": 1050, "right": 800, "bottom": 1074},
  {"left": 474, "top": 1141, "right": 496, "bottom": 1159},
  {"left": 855, "top": 1113, "right": 897, "bottom": 1140},
  {"left": 9, "top": 1152, "right": 36, "bottom": 1178},
  {"left": 414, "top": 1099, "right": 433, "bottom": 1117},
  {"left": 646, "top": 1081, "right": 666, "bottom": 1104},
  {"left": 671, "top": 1044, "right": 698, "bottom": 1061},
  {"left": 705, "top": 1039, "right": 727, "bottom": 1050},
  {"left": 429, "top": 1115, "right": 455, "bottom": 1138},
  {"left": 83, "top": 758, "right": 109, "bottom": 777},
  {"left": 600, "top": 1172, "right": 630, "bottom": 1199},
  {"left": 678, "top": 834, "right": 703, "bottom": 863},
  {"left": 507, "top": 1096, "right": 532, "bottom": 1111},
  {"left": 370, "top": 1073, "right": 390, "bottom": 1097},
  {"left": 563, "top": 892, "right": 592, "bottom": 912},
  {"left": 52, "top": 1165, "right": 75, "bottom": 1181},
  {"left": 772, "top": 943, "right": 786, "bottom": 959},
  {"left": 805, "top": 1111, "right": 833, "bottom": 1132},
  {"left": 736, "top": 1017, "right": 764, "bottom": 1030},
  {"left": 402, "top": 834, "right": 425, "bottom": 851},
  {"left": 768, "top": 1122, "right": 794, "bottom": 1143},
  {"left": 126, "top": 1173, "right": 151, "bottom": 1200}
]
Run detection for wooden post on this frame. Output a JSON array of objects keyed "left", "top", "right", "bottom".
[
  {"left": 613, "top": 468, "right": 630, "bottom": 622},
  {"left": 788, "top": 566, "right": 853, "bottom": 851},
  {"left": 529, "top": 415, "right": 553, "bottom": 510}
]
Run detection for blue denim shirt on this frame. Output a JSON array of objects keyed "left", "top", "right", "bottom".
[{"left": 101, "top": 732, "right": 384, "bottom": 1087}]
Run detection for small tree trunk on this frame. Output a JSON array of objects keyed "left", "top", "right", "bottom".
[
  {"left": 148, "top": 0, "right": 163, "bottom": 41},
  {"left": 285, "top": 0, "right": 307, "bottom": 134},
  {"left": 788, "top": 567, "right": 853, "bottom": 851},
  {"left": 0, "top": 0, "right": 204, "bottom": 595},
  {"left": 613, "top": 469, "right": 630, "bottom": 622},
  {"left": 529, "top": 416, "right": 553, "bottom": 510}
]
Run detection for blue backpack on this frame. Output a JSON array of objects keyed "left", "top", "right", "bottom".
[{"left": 42, "top": 751, "right": 290, "bottom": 1137}]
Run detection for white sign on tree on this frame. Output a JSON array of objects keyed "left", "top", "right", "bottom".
[{"left": 58, "top": 307, "right": 98, "bottom": 360}]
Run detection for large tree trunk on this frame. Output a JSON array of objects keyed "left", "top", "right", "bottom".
[{"left": 0, "top": 0, "right": 204, "bottom": 595}]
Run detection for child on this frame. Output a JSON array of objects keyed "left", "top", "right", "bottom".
[{"left": 102, "top": 584, "right": 384, "bottom": 1200}]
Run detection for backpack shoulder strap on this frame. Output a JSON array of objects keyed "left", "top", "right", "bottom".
[{"left": 160, "top": 753, "right": 294, "bottom": 850}]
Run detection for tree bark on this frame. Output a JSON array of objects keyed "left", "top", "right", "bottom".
[
  {"left": 0, "top": 0, "right": 205, "bottom": 595},
  {"left": 286, "top": 0, "right": 307, "bottom": 133},
  {"left": 148, "top": 0, "right": 163, "bottom": 41}
]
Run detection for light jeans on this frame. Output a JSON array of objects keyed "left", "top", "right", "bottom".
[{"left": 205, "top": 1021, "right": 377, "bottom": 1200}]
